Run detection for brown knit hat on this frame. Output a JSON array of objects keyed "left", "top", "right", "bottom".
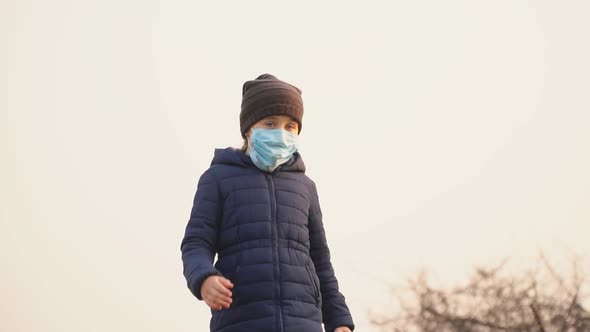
[{"left": 240, "top": 73, "right": 304, "bottom": 138}]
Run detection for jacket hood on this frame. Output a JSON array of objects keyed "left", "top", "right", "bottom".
[{"left": 211, "top": 147, "right": 306, "bottom": 173}]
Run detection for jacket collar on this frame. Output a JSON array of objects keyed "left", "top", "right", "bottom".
[{"left": 211, "top": 147, "right": 306, "bottom": 174}]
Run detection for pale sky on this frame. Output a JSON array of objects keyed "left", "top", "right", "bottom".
[{"left": 1, "top": 1, "right": 589, "bottom": 331}]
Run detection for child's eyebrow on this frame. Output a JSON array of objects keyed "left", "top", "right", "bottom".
[{"left": 264, "top": 116, "right": 297, "bottom": 124}]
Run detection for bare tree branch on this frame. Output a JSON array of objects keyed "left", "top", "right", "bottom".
[{"left": 370, "top": 254, "right": 590, "bottom": 332}]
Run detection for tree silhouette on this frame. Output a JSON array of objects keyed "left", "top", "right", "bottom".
[{"left": 371, "top": 254, "right": 590, "bottom": 332}]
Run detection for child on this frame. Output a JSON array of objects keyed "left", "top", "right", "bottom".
[{"left": 180, "top": 73, "right": 355, "bottom": 332}]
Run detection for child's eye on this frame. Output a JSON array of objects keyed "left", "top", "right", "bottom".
[{"left": 265, "top": 121, "right": 275, "bottom": 127}]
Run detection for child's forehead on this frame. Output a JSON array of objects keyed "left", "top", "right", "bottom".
[{"left": 261, "top": 115, "right": 298, "bottom": 122}]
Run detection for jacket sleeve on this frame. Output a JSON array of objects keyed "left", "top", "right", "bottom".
[
  {"left": 308, "top": 181, "right": 355, "bottom": 332},
  {"left": 180, "top": 169, "right": 223, "bottom": 300}
]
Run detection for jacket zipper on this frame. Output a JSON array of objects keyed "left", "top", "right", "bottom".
[
  {"left": 306, "top": 265, "right": 321, "bottom": 306},
  {"left": 265, "top": 174, "right": 283, "bottom": 332}
]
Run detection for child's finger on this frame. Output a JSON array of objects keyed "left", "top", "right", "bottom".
[
  {"left": 211, "top": 284, "right": 233, "bottom": 300},
  {"left": 219, "top": 277, "right": 234, "bottom": 289},
  {"left": 212, "top": 288, "right": 232, "bottom": 301},
  {"left": 215, "top": 279, "right": 234, "bottom": 296},
  {"left": 215, "top": 288, "right": 233, "bottom": 304},
  {"left": 211, "top": 296, "right": 232, "bottom": 309},
  {"left": 216, "top": 297, "right": 232, "bottom": 308}
]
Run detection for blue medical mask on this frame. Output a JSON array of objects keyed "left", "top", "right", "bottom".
[{"left": 249, "top": 128, "right": 299, "bottom": 172}]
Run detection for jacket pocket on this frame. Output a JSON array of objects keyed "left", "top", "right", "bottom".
[
  {"left": 305, "top": 265, "right": 321, "bottom": 306},
  {"left": 233, "top": 264, "right": 241, "bottom": 284},
  {"left": 232, "top": 264, "right": 240, "bottom": 306}
]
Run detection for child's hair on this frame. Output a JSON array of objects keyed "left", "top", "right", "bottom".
[{"left": 240, "top": 137, "right": 248, "bottom": 152}]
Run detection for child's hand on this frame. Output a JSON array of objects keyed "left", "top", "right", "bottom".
[
  {"left": 201, "top": 275, "right": 234, "bottom": 311},
  {"left": 334, "top": 327, "right": 352, "bottom": 332}
]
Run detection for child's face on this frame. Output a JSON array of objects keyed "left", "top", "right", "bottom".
[
  {"left": 244, "top": 115, "right": 299, "bottom": 154},
  {"left": 247, "top": 115, "right": 299, "bottom": 138}
]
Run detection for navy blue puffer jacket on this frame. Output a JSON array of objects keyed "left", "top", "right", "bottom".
[{"left": 180, "top": 147, "right": 355, "bottom": 332}]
